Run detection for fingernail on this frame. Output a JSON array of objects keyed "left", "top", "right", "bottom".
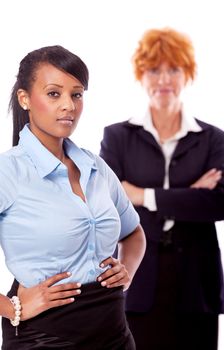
[
  {"left": 101, "top": 281, "right": 106, "bottom": 286},
  {"left": 67, "top": 272, "right": 72, "bottom": 276},
  {"left": 77, "top": 283, "right": 81, "bottom": 287},
  {"left": 98, "top": 277, "right": 102, "bottom": 282},
  {"left": 76, "top": 289, "right": 81, "bottom": 294},
  {"left": 100, "top": 263, "right": 104, "bottom": 268}
]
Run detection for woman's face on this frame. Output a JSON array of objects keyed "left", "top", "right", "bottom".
[
  {"left": 18, "top": 63, "right": 84, "bottom": 145},
  {"left": 141, "top": 61, "right": 186, "bottom": 109}
]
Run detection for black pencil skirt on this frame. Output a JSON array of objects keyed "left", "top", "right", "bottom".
[{"left": 2, "top": 279, "right": 135, "bottom": 350}]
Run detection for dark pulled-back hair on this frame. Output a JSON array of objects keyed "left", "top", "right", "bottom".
[{"left": 9, "top": 45, "right": 89, "bottom": 146}]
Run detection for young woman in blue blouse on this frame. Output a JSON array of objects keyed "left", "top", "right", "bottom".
[{"left": 0, "top": 45, "right": 146, "bottom": 349}]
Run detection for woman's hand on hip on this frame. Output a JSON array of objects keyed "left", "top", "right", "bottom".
[
  {"left": 17, "top": 272, "right": 81, "bottom": 321},
  {"left": 97, "top": 256, "right": 131, "bottom": 291}
]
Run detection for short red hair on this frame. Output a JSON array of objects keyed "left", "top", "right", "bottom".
[{"left": 133, "top": 27, "right": 196, "bottom": 82}]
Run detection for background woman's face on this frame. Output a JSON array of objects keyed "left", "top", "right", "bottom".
[{"left": 141, "top": 61, "right": 186, "bottom": 109}]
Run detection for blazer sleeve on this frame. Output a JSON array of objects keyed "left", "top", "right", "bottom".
[
  {"left": 155, "top": 126, "right": 224, "bottom": 222},
  {"left": 101, "top": 122, "right": 224, "bottom": 223},
  {"left": 155, "top": 187, "right": 224, "bottom": 222}
]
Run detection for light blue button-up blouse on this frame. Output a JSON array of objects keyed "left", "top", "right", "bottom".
[{"left": 0, "top": 125, "right": 139, "bottom": 287}]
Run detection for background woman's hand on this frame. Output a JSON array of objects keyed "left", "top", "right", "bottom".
[
  {"left": 191, "top": 168, "right": 222, "bottom": 190},
  {"left": 122, "top": 181, "right": 144, "bottom": 206},
  {"left": 97, "top": 257, "right": 131, "bottom": 291},
  {"left": 18, "top": 272, "right": 81, "bottom": 321}
]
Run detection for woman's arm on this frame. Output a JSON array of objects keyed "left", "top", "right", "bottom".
[
  {"left": 97, "top": 224, "right": 146, "bottom": 291},
  {"left": 117, "top": 224, "right": 146, "bottom": 290},
  {"left": 0, "top": 294, "right": 15, "bottom": 320},
  {"left": 121, "top": 169, "right": 224, "bottom": 222},
  {"left": 155, "top": 186, "right": 224, "bottom": 222},
  {"left": 122, "top": 169, "right": 222, "bottom": 207},
  {"left": 100, "top": 123, "right": 224, "bottom": 223},
  {"left": 0, "top": 272, "right": 82, "bottom": 321}
]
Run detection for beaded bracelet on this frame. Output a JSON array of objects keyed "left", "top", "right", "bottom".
[{"left": 10, "top": 296, "right": 22, "bottom": 328}]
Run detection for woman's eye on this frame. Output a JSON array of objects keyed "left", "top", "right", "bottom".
[
  {"left": 73, "top": 92, "right": 83, "bottom": 99},
  {"left": 149, "top": 68, "right": 159, "bottom": 74},
  {"left": 47, "top": 91, "right": 59, "bottom": 97},
  {"left": 169, "top": 67, "right": 181, "bottom": 74}
]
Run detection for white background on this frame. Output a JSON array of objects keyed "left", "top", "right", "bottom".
[{"left": 0, "top": 0, "right": 224, "bottom": 348}]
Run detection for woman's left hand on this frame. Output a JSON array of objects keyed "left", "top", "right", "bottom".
[
  {"left": 97, "top": 257, "right": 131, "bottom": 291},
  {"left": 191, "top": 168, "right": 222, "bottom": 190}
]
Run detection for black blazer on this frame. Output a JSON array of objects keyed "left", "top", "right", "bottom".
[{"left": 100, "top": 119, "right": 224, "bottom": 313}]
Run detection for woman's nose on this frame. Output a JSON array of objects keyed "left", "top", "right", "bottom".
[
  {"left": 61, "top": 96, "right": 76, "bottom": 111},
  {"left": 158, "top": 71, "right": 171, "bottom": 84}
]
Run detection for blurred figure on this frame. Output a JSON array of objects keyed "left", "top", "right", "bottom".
[{"left": 100, "top": 27, "right": 224, "bottom": 350}]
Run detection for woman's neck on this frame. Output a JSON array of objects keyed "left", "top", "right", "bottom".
[
  {"left": 50, "top": 142, "right": 67, "bottom": 163},
  {"left": 35, "top": 133, "right": 66, "bottom": 162},
  {"left": 150, "top": 104, "right": 182, "bottom": 142}
]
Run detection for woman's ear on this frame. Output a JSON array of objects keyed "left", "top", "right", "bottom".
[{"left": 17, "top": 89, "right": 30, "bottom": 111}]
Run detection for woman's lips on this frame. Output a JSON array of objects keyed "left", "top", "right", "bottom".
[{"left": 57, "top": 117, "right": 74, "bottom": 126}]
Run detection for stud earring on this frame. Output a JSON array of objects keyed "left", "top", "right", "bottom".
[{"left": 23, "top": 105, "right": 27, "bottom": 110}]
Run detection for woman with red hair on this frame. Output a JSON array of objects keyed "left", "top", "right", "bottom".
[{"left": 100, "top": 28, "right": 224, "bottom": 350}]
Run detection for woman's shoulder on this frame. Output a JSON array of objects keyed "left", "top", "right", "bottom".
[
  {"left": 102, "top": 119, "right": 143, "bottom": 146},
  {"left": 0, "top": 147, "right": 23, "bottom": 210},
  {"left": 0, "top": 146, "right": 19, "bottom": 165},
  {"left": 195, "top": 118, "right": 224, "bottom": 136},
  {"left": 81, "top": 148, "right": 106, "bottom": 167},
  {"left": 194, "top": 119, "right": 224, "bottom": 152},
  {"left": 81, "top": 148, "right": 113, "bottom": 176},
  {"left": 0, "top": 145, "right": 27, "bottom": 177},
  {"left": 104, "top": 119, "right": 141, "bottom": 132}
]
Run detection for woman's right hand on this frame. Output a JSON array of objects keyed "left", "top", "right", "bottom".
[{"left": 17, "top": 272, "right": 81, "bottom": 321}]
